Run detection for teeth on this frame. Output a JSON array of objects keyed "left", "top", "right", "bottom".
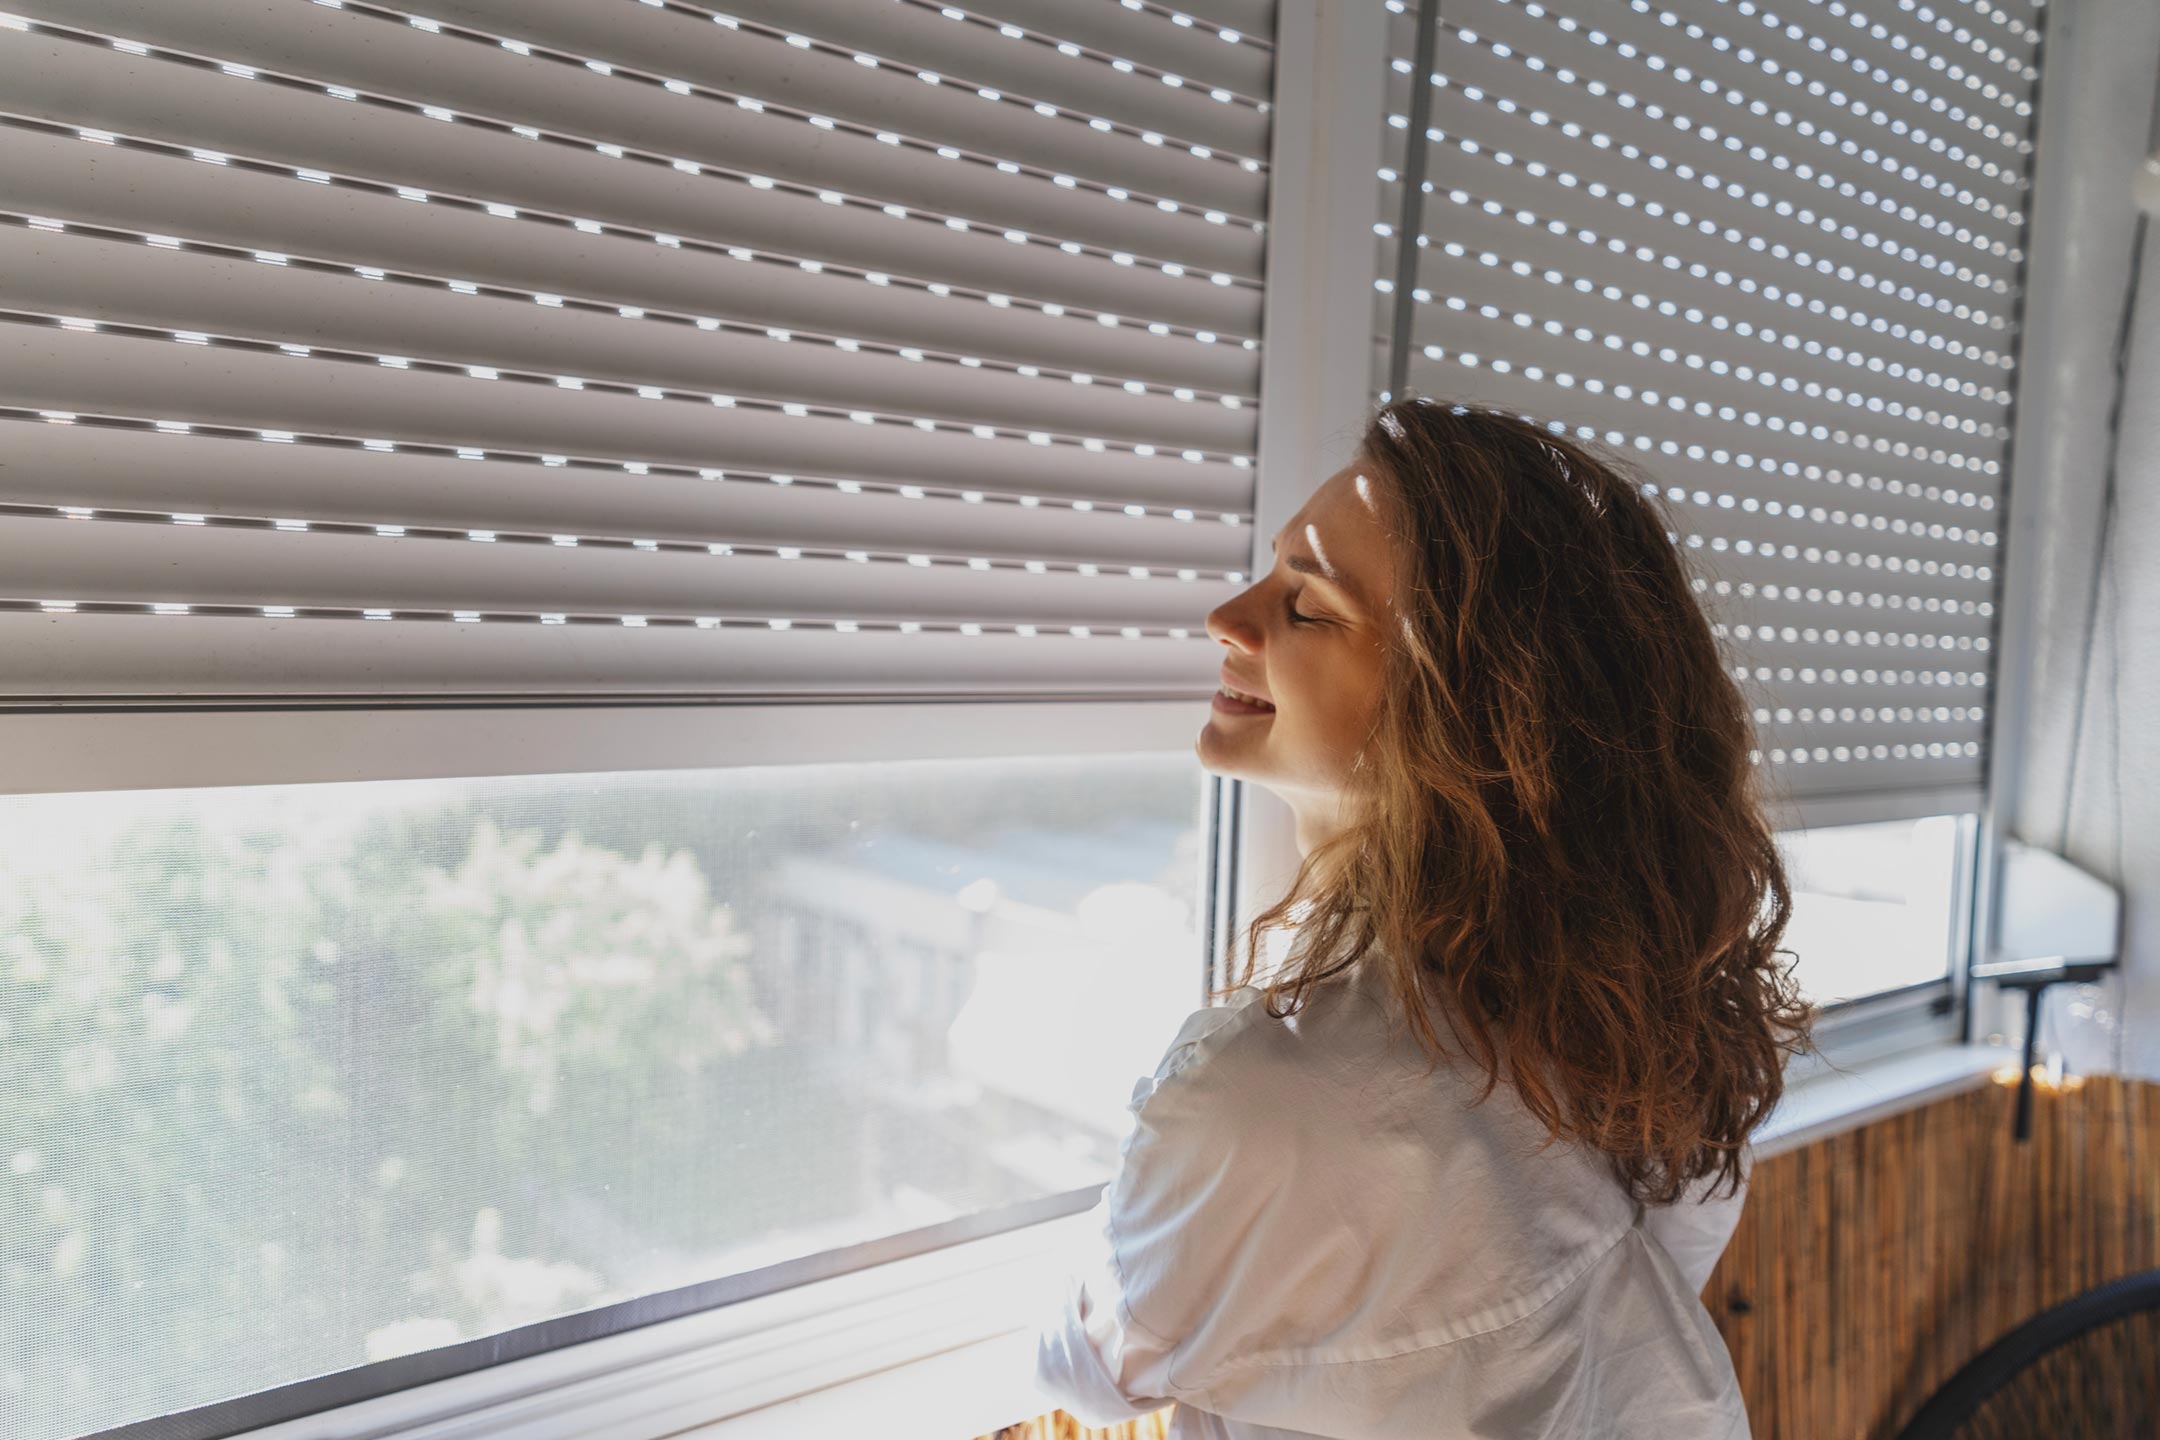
[{"left": 1220, "top": 685, "right": 1272, "bottom": 708}]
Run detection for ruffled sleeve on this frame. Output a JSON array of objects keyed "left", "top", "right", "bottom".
[{"left": 1030, "top": 991, "right": 1281, "bottom": 1428}]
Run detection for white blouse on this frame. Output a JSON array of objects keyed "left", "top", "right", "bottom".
[{"left": 1031, "top": 949, "right": 1754, "bottom": 1439}]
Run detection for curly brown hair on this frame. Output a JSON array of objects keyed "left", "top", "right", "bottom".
[{"left": 1214, "top": 393, "right": 1817, "bottom": 1207}]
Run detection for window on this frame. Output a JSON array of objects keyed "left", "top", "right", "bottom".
[
  {"left": 1, "top": 750, "right": 1205, "bottom": 1440},
  {"left": 1777, "top": 812, "right": 1972, "bottom": 1008},
  {"left": 0, "top": 0, "right": 1273, "bottom": 1427}
]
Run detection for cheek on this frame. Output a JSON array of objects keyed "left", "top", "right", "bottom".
[{"left": 1284, "top": 649, "right": 1384, "bottom": 742}]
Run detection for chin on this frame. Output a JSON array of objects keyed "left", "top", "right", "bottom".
[{"left": 1194, "top": 723, "right": 1266, "bottom": 781}]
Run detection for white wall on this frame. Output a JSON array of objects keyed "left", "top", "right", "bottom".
[{"left": 1984, "top": 0, "right": 2160, "bottom": 1077}]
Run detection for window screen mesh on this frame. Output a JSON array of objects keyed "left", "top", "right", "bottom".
[
  {"left": 1374, "top": 0, "right": 2040, "bottom": 825},
  {"left": 0, "top": 0, "right": 1276, "bottom": 701}
]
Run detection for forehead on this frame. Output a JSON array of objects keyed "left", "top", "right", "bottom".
[
  {"left": 1274, "top": 462, "right": 1385, "bottom": 547},
  {"left": 1271, "top": 462, "right": 1393, "bottom": 607}
]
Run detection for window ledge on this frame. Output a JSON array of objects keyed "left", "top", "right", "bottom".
[
  {"left": 1751, "top": 1039, "right": 2017, "bottom": 1159},
  {"left": 228, "top": 1208, "right": 1099, "bottom": 1440},
  {"left": 237, "top": 1042, "right": 2014, "bottom": 1440}
]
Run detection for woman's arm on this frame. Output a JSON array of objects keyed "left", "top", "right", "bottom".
[
  {"left": 1031, "top": 1194, "right": 1181, "bottom": 1427},
  {"left": 1640, "top": 1152, "right": 1752, "bottom": 1298},
  {"left": 1029, "top": 994, "right": 1279, "bottom": 1427}
]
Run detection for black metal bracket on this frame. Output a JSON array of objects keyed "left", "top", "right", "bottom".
[{"left": 1982, "top": 959, "right": 2114, "bottom": 1141}]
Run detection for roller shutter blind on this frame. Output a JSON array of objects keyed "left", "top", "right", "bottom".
[
  {"left": 1374, "top": 0, "right": 2039, "bottom": 826},
  {"left": 0, "top": 0, "right": 1275, "bottom": 703}
]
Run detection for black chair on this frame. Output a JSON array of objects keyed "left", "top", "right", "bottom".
[{"left": 1893, "top": 1265, "right": 2160, "bottom": 1438}]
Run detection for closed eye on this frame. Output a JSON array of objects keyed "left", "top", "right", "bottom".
[{"left": 1287, "top": 596, "right": 1326, "bottom": 625}]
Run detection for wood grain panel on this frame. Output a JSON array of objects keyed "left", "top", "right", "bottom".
[{"left": 1709, "top": 1073, "right": 2159, "bottom": 1438}]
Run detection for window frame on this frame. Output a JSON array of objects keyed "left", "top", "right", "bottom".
[
  {"left": 1782, "top": 807, "right": 1982, "bottom": 1065},
  {"left": 0, "top": 697, "right": 1211, "bottom": 796},
  {"left": 114, "top": 1206, "right": 1108, "bottom": 1440}
]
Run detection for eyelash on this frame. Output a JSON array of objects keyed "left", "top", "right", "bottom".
[{"left": 1287, "top": 598, "right": 1323, "bottom": 626}]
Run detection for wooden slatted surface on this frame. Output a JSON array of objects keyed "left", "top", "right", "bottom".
[{"left": 1710, "top": 1072, "right": 2159, "bottom": 1438}]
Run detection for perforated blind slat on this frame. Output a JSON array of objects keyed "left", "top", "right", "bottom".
[
  {"left": 0, "top": 0, "right": 1273, "bottom": 701},
  {"left": 1375, "top": 0, "right": 2034, "bottom": 823},
  {"left": 0, "top": 424, "right": 1254, "bottom": 569},
  {"left": 0, "top": 612, "right": 1220, "bottom": 698},
  {"left": 0, "top": 515, "right": 1240, "bottom": 626}
]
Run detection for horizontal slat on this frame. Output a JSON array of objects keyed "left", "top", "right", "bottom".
[
  {"left": 0, "top": 131, "right": 1263, "bottom": 400},
  {"left": 1393, "top": 172, "right": 2020, "bottom": 387},
  {"left": 1400, "top": 233, "right": 2013, "bottom": 437},
  {"left": 1372, "top": 197, "right": 2021, "bottom": 392},
  {"left": 422, "top": 0, "right": 1280, "bottom": 139},
  {"left": 1446, "top": 0, "right": 2033, "bottom": 221},
  {"left": 1406, "top": 72, "right": 2023, "bottom": 304},
  {"left": 1707, "top": 634, "right": 1993, "bottom": 682},
  {"left": 1945, "top": 0, "right": 2044, "bottom": 53},
  {"left": 1639, "top": 0, "right": 2039, "bottom": 142},
  {"left": 0, "top": 226, "right": 1257, "bottom": 449},
  {"left": 0, "top": 611, "right": 1226, "bottom": 700},
  {"left": 1698, "top": 570, "right": 1997, "bottom": 637},
  {"left": 1782, "top": 0, "right": 2041, "bottom": 116},
  {"left": 0, "top": 419, "right": 1255, "bottom": 570},
  {"left": 1425, "top": 4, "right": 2028, "bottom": 266},
  {"left": 1135, "top": 0, "right": 1278, "bottom": 46},
  {"left": 1404, "top": 290, "right": 2011, "bottom": 476},
  {"left": 23, "top": 0, "right": 1271, "bottom": 216},
  {"left": 1412, "top": 133, "right": 2022, "bottom": 361},
  {"left": 1383, "top": 55, "right": 2025, "bottom": 287},
  {"left": 1728, "top": 635, "right": 1986, "bottom": 703},
  {"left": 1398, "top": 363, "right": 2008, "bottom": 565},
  {"left": 1399, "top": 280, "right": 2011, "bottom": 494},
  {"left": 0, "top": 26, "right": 1264, "bottom": 325},
  {"left": 1751, "top": 713, "right": 1989, "bottom": 760},
  {"left": 936, "top": 0, "right": 1278, "bottom": 92},
  {"left": 0, "top": 325, "right": 1255, "bottom": 513},
  {"left": 0, "top": 514, "right": 1241, "bottom": 625},
  {"left": 1752, "top": 747, "right": 1986, "bottom": 797}
]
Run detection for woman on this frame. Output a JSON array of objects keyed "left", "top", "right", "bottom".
[{"left": 1032, "top": 396, "right": 1815, "bottom": 1438}]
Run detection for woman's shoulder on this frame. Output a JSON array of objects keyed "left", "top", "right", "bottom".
[
  {"left": 1127, "top": 958, "right": 1447, "bottom": 1156},
  {"left": 1097, "top": 962, "right": 1693, "bottom": 1419},
  {"left": 1129, "top": 957, "right": 1633, "bottom": 1220}
]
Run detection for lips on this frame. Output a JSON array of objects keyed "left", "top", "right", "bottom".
[{"left": 1217, "top": 676, "right": 1275, "bottom": 710}]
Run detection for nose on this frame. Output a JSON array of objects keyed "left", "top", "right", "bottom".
[{"left": 1205, "top": 587, "right": 1261, "bottom": 652}]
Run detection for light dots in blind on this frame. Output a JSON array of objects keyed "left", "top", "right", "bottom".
[
  {"left": 1453, "top": 13, "right": 2026, "bottom": 232},
  {"left": 1424, "top": 204, "right": 2012, "bottom": 384}
]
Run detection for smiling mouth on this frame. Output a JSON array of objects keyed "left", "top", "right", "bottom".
[{"left": 1214, "top": 685, "right": 1275, "bottom": 712}]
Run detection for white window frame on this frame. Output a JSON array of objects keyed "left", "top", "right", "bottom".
[{"left": 0, "top": 697, "right": 1212, "bottom": 796}]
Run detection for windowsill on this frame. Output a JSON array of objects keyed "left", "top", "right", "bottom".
[
  {"left": 240, "top": 1038, "right": 2015, "bottom": 1440},
  {"left": 1749, "top": 1038, "right": 2016, "bottom": 1159},
  {"left": 669, "top": 1329, "right": 1050, "bottom": 1440}
]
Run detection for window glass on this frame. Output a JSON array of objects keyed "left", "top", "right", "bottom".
[
  {"left": 1776, "top": 814, "right": 1968, "bottom": 1007},
  {"left": 0, "top": 752, "right": 1205, "bottom": 1440}
]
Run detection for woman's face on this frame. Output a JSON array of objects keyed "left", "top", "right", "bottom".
[{"left": 1198, "top": 459, "right": 1398, "bottom": 830}]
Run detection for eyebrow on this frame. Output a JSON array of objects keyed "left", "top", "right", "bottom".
[{"left": 1269, "top": 529, "right": 1365, "bottom": 609}]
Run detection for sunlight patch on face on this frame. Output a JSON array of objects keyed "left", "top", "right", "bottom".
[
  {"left": 1353, "top": 471, "right": 1373, "bottom": 510},
  {"left": 1303, "top": 522, "right": 1337, "bottom": 578}
]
